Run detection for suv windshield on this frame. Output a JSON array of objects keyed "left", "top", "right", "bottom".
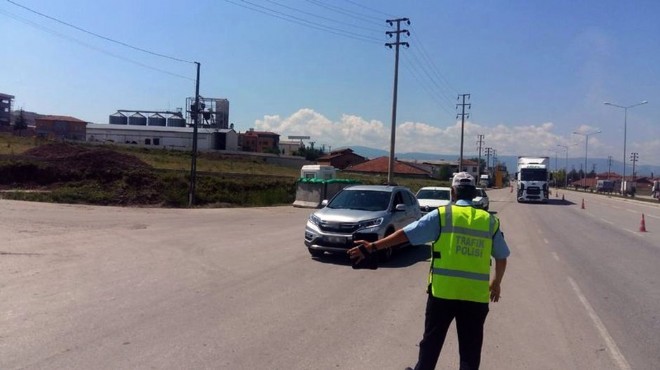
[
  {"left": 327, "top": 190, "right": 391, "bottom": 211},
  {"left": 417, "top": 189, "right": 450, "bottom": 200}
]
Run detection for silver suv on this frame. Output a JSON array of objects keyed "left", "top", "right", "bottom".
[{"left": 304, "top": 185, "right": 421, "bottom": 259}]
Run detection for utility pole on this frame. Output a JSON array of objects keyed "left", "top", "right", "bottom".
[
  {"left": 608, "top": 155, "right": 612, "bottom": 179},
  {"left": 484, "top": 147, "right": 493, "bottom": 174},
  {"left": 456, "top": 94, "right": 471, "bottom": 172},
  {"left": 630, "top": 152, "right": 639, "bottom": 182},
  {"left": 385, "top": 17, "right": 410, "bottom": 185},
  {"left": 188, "top": 62, "right": 201, "bottom": 207},
  {"left": 476, "top": 134, "right": 484, "bottom": 180}
]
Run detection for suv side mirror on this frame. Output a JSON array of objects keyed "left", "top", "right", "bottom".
[
  {"left": 321, "top": 199, "right": 329, "bottom": 207},
  {"left": 395, "top": 203, "right": 406, "bottom": 212}
]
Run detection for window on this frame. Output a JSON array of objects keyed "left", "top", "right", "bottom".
[
  {"left": 153, "top": 138, "right": 160, "bottom": 145},
  {"left": 145, "top": 138, "right": 151, "bottom": 145}
]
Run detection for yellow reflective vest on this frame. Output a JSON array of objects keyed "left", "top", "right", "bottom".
[{"left": 429, "top": 205, "right": 499, "bottom": 303}]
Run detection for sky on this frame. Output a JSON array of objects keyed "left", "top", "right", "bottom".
[{"left": 1, "top": 0, "right": 659, "bottom": 167}]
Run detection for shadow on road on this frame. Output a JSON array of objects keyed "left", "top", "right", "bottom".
[
  {"left": 546, "top": 198, "right": 575, "bottom": 206},
  {"left": 310, "top": 244, "right": 431, "bottom": 269}
]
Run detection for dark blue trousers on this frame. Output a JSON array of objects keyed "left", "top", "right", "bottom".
[{"left": 413, "top": 295, "right": 489, "bottom": 370}]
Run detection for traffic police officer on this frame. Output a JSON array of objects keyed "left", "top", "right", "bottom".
[{"left": 349, "top": 172, "right": 510, "bottom": 370}]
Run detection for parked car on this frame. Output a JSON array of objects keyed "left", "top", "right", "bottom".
[
  {"left": 415, "top": 186, "right": 453, "bottom": 215},
  {"left": 472, "top": 187, "right": 490, "bottom": 211},
  {"left": 304, "top": 185, "right": 421, "bottom": 260}
]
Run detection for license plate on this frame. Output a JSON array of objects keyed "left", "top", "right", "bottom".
[{"left": 326, "top": 236, "right": 346, "bottom": 244}]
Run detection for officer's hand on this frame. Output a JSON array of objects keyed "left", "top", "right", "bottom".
[
  {"left": 489, "top": 281, "right": 501, "bottom": 302},
  {"left": 347, "top": 240, "right": 370, "bottom": 263}
]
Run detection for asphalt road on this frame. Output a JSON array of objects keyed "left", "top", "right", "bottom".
[{"left": 1, "top": 190, "right": 658, "bottom": 370}]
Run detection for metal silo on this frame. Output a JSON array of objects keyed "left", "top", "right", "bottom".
[
  {"left": 148, "top": 113, "right": 166, "bottom": 126},
  {"left": 109, "top": 112, "right": 128, "bottom": 125},
  {"left": 167, "top": 113, "right": 186, "bottom": 127},
  {"left": 129, "top": 112, "right": 147, "bottom": 126}
]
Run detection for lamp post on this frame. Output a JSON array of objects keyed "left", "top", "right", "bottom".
[
  {"left": 603, "top": 100, "right": 647, "bottom": 194},
  {"left": 556, "top": 144, "right": 569, "bottom": 187},
  {"left": 573, "top": 130, "right": 601, "bottom": 188}
]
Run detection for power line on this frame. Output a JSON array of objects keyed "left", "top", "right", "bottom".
[
  {"left": 4, "top": 0, "right": 194, "bottom": 64},
  {"left": 223, "top": 0, "right": 382, "bottom": 44},
  {"left": 339, "top": 0, "right": 397, "bottom": 19},
  {"left": 410, "top": 33, "right": 459, "bottom": 94},
  {"left": 261, "top": 0, "right": 383, "bottom": 34},
  {"left": 303, "top": 0, "right": 384, "bottom": 27},
  {"left": 402, "top": 53, "right": 456, "bottom": 117},
  {"left": 405, "top": 51, "right": 456, "bottom": 110},
  {"left": 0, "top": 8, "right": 194, "bottom": 81}
]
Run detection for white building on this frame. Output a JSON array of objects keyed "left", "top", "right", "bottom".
[{"left": 86, "top": 123, "right": 239, "bottom": 151}]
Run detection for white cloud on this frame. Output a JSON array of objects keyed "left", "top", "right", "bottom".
[{"left": 254, "top": 108, "right": 657, "bottom": 164}]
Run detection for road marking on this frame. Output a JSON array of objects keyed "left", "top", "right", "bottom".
[
  {"left": 647, "top": 214, "right": 660, "bottom": 220},
  {"left": 601, "top": 218, "right": 614, "bottom": 225},
  {"left": 567, "top": 277, "right": 631, "bottom": 370},
  {"left": 543, "top": 238, "right": 549, "bottom": 244},
  {"left": 626, "top": 209, "right": 637, "bottom": 214},
  {"left": 624, "top": 228, "right": 638, "bottom": 235},
  {"left": 552, "top": 252, "right": 559, "bottom": 261}
]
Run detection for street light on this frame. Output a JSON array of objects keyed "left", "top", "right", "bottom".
[
  {"left": 603, "top": 100, "right": 648, "bottom": 193},
  {"left": 557, "top": 144, "right": 572, "bottom": 188},
  {"left": 572, "top": 130, "right": 602, "bottom": 188}
]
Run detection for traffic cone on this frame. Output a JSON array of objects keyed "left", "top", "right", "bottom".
[
  {"left": 581, "top": 199, "right": 585, "bottom": 209},
  {"left": 639, "top": 214, "right": 647, "bottom": 232}
]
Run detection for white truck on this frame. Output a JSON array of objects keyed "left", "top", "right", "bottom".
[{"left": 516, "top": 156, "right": 550, "bottom": 203}]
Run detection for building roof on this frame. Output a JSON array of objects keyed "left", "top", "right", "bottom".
[
  {"left": 242, "top": 130, "right": 279, "bottom": 137},
  {"left": 36, "top": 115, "right": 86, "bottom": 123},
  {"left": 317, "top": 149, "right": 365, "bottom": 161},
  {"left": 87, "top": 123, "right": 236, "bottom": 134},
  {"left": 0, "top": 93, "right": 15, "bottom": 99},
  {"left": 345, "top": 156, "right": 431, "bottom": 176}
]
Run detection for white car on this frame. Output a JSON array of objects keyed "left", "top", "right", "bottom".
[
  {"left": 473, "top": 187, "right": 490, "bottom": 211},
  {"left": 415, "top": 186, "right": 452, "bottom": 215}
]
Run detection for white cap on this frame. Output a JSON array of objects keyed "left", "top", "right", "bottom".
[{"left": 452, "top": 172, "right": 475, "bottom": 187}]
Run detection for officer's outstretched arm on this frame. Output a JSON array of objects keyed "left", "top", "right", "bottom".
[{"left": 348, "top": 229, "right": 410, "bottom": 262}]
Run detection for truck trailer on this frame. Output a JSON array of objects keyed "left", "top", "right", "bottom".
[{"left": 516, "top": 156, "right": 550, "bottom": 203}]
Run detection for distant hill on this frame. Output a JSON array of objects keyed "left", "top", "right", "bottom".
[{"left": 349, "top": 146, "right": 660, "bottom": 177}]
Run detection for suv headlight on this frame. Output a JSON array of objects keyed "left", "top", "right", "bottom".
[
  {"left": 309, "top": 214, "right": 321, "bottom": 226},
  {"left": 358, "top": 217, "right": 384, "bottom": 229}
]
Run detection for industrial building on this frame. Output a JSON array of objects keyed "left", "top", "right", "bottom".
[
  {"left": 184, "top": 97, "right": 230, "bottom": 129},
  {"left": 87, "top": 123, "right": 239, "bottom": 151},
  {"left": 0, "top": 93, "right": 14, "bottom": 126},
  {"left": 35, "top": 115, "right": 87, "bottom": 140}
]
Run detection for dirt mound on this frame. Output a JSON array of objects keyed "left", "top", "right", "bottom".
[{"left": 24, "top": 143, "right": 150, "bottom": 172}]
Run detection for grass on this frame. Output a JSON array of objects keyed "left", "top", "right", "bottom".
[{"left": 0, "top": 133, "right": 450, "bottom": 207}]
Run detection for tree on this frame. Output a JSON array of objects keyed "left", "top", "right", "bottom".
[
  {"left": 295, "top": 146, "right": 325, "bottom": 161},
  {"left": 13, "top": 109, "right": 28, "bottom": 136},
  {"left": 438, "top": 165, "right": 453, "bottom": 181}
]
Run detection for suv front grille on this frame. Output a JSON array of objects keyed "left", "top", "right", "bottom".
[{"left": 319, "top": 222, "right": 360, "bottom": 234}]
